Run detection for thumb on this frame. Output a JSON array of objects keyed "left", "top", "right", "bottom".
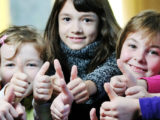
[
  {"left": 54, "top": 59, "right": 64, "bottom": 79},
  {"left": 104, "top": 83, "right": 117, "bottom": 100},
  {"left": 117, "top": 59, "right": 137, "bottom": 87},
  {"left": 60, "top": 79, "right": 70, "bottom": 96},
  {"left": 5, "top": 85, "right": 15, "bottom": 104},
  {"left": 70, "top": 65, "right": 78, "bottom": 81},
  {"left": 38, "top": 61, "right": 50, "bottom": 75},
  {"left": 90, "top": 108, "right": 98, "bottom": 120},
  {"left": 60, "top": 79, "right": 73, "bottom": 105}
]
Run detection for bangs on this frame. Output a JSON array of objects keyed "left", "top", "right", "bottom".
[{"left": 73, "top": 0, "right": 101, "bottom": 14}]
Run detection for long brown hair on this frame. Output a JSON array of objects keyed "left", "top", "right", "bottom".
[{"left": 44, "top": 0, "right": 121, "bottom": 73}]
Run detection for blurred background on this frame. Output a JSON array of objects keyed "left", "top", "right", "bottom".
[{"left": 0, "top": 0, "right": 160, "bottom": 32}]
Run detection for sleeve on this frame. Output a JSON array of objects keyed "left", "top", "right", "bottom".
[
  {"left": 139, "top": 96, "right": 160, "bottom": 120},
  {"left": 33, "top": 99, "right": 52, "bottom": 120},
  {"left": 141, "top": 75, "right": 160, "bottom": 93},
  {"left": 84, "top": 52, "right": 121, "bottom": 104},
  {"left": 0, "top": 84, "right": 9, "bottom": 98}
]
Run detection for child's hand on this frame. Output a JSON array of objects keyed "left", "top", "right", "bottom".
[
  {"left": 100, "top": 83, "right": 140, "bottom": 120},
  {"left": 67, "top": 65, "right": 89, "bottom": 104},
  {"left": 33, "top": 61, "right": 53, "bottom": 102},
  {"left": 8, "top": 59, "right": 30, "bottom": 103},
  {"left": 14, "top": 103, "right": 26, "bottom": 120},
  {"left": 0, "top": 87, "right": 18, "bottom": 120},
  {"left": 90, "top": 108, "right": 98, "bottom": 120},
  {"left": 110, "top": 75, "right": 127, "bottom": 96},
  {"left": 51, "top": 79, "right": 73, "bottom": 120},
  {"left": 51, "top": 59, "right": 64, "bottom": 96},
  {"left": 125, "top": 85, "right": 150, "bottom": 99},
  {"left": 117, "top": 59, "right": 137, "bottom": 87},
  {"left": 10, "top": 72, "right": 29, "bottom": 101}
]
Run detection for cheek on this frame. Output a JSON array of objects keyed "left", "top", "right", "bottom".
[
  {"left": 120, "top": 48, "right": 132, "bottom": 62},
  {"left": 1, "top": 70, "right": 13, "bottom": 85},
  {"left": 147, "top": 59, "right": 160, "bottom": 74}
]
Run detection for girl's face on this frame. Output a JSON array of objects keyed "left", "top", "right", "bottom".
[
  {"left": 58, "top": 0, "right": 99, "bottom": 50},
  {"left": 0, "top": 42, "right": 43, "bottom": 96},
  {"left": 120, "top": 30, "right": 160, "bottom": 78}
]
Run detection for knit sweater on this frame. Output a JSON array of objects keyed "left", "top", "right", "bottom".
[
  {"left": 60, "top": 41, "right": 121, "bottom": 104},
  {"left": 34, "top": 40, "right": 121, "bottom": 120}
]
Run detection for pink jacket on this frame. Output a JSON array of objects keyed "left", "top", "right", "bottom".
[{"left": 142, "top": 75, "right": 160, "bottom": 93}]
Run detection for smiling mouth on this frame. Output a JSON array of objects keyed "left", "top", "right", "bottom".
[
  {"left": 128, "top": 64, "right": 147, "bottom": 73},
  {"left": 69, "top": 36, "right": 86, "bottom": 42}
]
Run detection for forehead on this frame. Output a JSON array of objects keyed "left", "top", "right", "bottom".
[
  {"left": 126, "top": 30, "right": 160, "bottom": 44},
  {"left": 1, "top": 43, "right": 40, "bottom": 60}
]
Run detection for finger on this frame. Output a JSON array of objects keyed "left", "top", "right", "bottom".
[
  {"left": 90, "top": 108, "right": 98, "bottom": 120},
  {"left": 5, "top": 112, "right": 14, "bottom": 120},
  {"left": 117, "top": 59, "right": 137, "bottom": 87},
  {"left": 70, "top": 65, "right": 78, "bottom": 81},
  {"left": 104, "top": 83, "right": 117, "bottom": 100},
  {"left": 38, "top": 61, "right": 50, "bottom": 75},
  {"left": 5, "top": 85, "right": 15, "bottom": 104},
  {"left": 54, "top": 59, "right": 64, "bottom": 79},
  {"left": 15, "top": 103, "right": 26, "bottom": 118},
  {"left": 60, "top": 79, "right": 69, "bottom": 96}
]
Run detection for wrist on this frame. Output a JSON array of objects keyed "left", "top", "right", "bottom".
[{"left": 85, "top": 80, "right": 97, "bottom": 96}]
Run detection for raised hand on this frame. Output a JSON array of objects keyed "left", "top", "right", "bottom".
[
  {"left": 110, "top": 75, "right": 127, "bottom": 96},
  {"left": 125, "top": 85, "right": 150, "bottom": 99},
  {"left": 0, "top": 87, "right": 18, "bottom": 120},
  {"left": 51, "top": 78, "right": 74, "bottom": 120},
  {"left": 117, "top": 59, "right": 137, "bottom": 87},
  {"left": 67, "top": 65, "right": 89, "bottom": 103},
  {"left": 9, "top": 59, "right": 29, "bottom": 103},
  {"left": 51, "top": 59, "right": 64, "bottom": 96},
  {"left": 100, "top": 83, "right": 140, "bottom": 120},
  {"left": 33, "top": 61, "right": 53, "bottom": 102}
]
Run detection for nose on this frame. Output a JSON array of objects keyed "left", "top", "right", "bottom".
[
  {"left": 134, "top": 49, "right": 146, "bottom": 64},
  {"left": 15, "top": 58, "right": 24, "bottom": 73},
  {"left": 71, "top": 21, "right": 83, "bottom": 34}
]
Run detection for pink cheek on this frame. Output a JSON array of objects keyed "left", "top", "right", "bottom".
[{"left": 120, "top": 52, "right": 132, "bottom": 62}]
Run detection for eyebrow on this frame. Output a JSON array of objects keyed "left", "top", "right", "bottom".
[
  {"left": 59, "top": 13, "right": 97, "bottom": 18},
  {"left": 150, "top": 45, "right": 160, "bottom": 49},
  {"left": 126, "top": 38, "right": 138, "bottom": 43}
]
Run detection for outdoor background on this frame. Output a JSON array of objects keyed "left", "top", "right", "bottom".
[{"left": 0, "top": 0, "right": 160, "bottom": 32}]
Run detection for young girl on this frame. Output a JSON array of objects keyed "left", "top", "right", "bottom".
[
  {"left": 99, "top": 10, "right": 160, "bottom": 119},
  {"left": 110, "top": 9, "right": 160, "bottom": 98},
  {"left": 33, "top": 0, "right": 121, "bottom": 119},
  {"left": 0, "top": 25, "right": 45, "bottom": 120}
]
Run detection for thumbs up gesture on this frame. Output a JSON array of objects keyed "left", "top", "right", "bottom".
[
  {"left": 51, "top": 59, "right": 64, "bottom": 96},
  {"left": 0, "top": 86, "right": 26, "bottom": 120},
  {"left": 67, "top": 65, "right": 89, "bottom": 104},
  {"left": 110, "top": 59, "right": 137, "bottom": 96},
  {"left": 51, "top": 78, "right": 74, "bottom": 120},
  {"left": 33, "top": 61, "right": 53, "bottom": 102},
  {"left": 7, "top": 59, "right": 29, "bottom": 103},
  {"left": 100, "top": 83, "right": 140, "bottom": 120}
]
